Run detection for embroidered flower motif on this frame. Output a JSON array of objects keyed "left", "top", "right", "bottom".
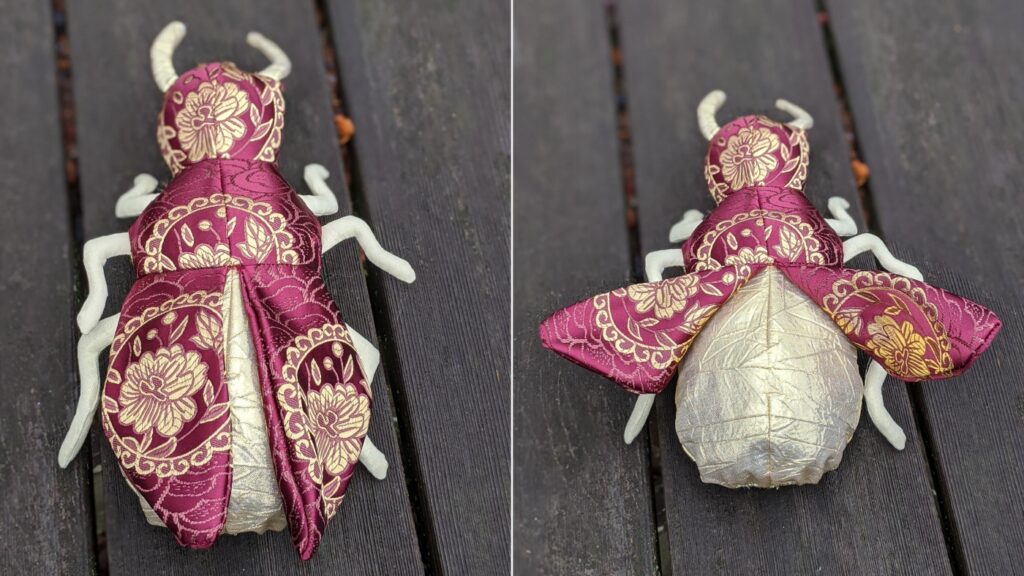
[
  {"left": 866, "top": 315, "right": 930, "bottom": 378},
  {"left": 175, "top": 81, "right": 250, "bottom": 162},
  {"left": 178, "top": 243, "right": 238, "bottom": 269},
  {"left": 719, "top": 127, "right": 781, "bottom": 190},
  {"left": 627, "top": 275, "right": 699, "bottom": 320},
  {"left": 724, "top": 246, "right": 773, "bottom": 267},
  {"left": 305, "top": 383, "right": 370, "bottom": 476},
  {"left": 118, "top": 344, "right": 210, "bottom": 436}
]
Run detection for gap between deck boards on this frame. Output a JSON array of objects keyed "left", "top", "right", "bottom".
[
  {"left": 815, "top": 2, "right": 965, "bottom": 573},
  {"left": 314, "top": 1, "right": 441, "bottom": 573},
  {"left": 604, "top": 4, "right": 671, "bottom": 575},
  {"left": 50, "top": 0, "right": 104, "bottom": 572}
]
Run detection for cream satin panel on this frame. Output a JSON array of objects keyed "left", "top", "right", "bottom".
[{"left": 675, "top": 267, "right": 862, "bottom": 488}]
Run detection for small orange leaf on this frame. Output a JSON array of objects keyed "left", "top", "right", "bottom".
[
  {"left": 851, "top": 159, "right": 870, "bottom": 186},
  {"left": 334, "top": 114, "right": 355, "bottom": 144}
]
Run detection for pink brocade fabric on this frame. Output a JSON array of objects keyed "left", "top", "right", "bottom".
[
  {"left": 102, "top": 64, "right": 368, "bottom": 557},
  {"left": 540, "top": 114, "right": 1001, "bottom": 394}
]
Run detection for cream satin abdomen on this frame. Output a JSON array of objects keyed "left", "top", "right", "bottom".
[{"left": 675, "top": 266, "right": 862, "bottom": 488}]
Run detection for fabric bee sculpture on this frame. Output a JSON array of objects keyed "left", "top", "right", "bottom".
[
  {"left": 58, "top": 22, "right": 415, "bottom": 559},
  {"left": 539, "top": 90, "right": 1001, "bottom": 489}
]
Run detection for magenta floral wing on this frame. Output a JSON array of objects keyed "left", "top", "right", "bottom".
[
  {"left": 781, "top": 266, "right": 1001, "bottom": 381},
  {"left": 539, "top": 265, "right": 758, "bottom": 394}
]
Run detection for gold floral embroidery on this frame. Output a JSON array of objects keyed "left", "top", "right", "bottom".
[
  {"left": 175, "top": 81, "right": 250, "bottom": 162},
  {"left": 592, "top": 270, "right": 745, "bottom": 371},
  {"left": 724, "top": 246, "right": 773, "bottom": 267},
  {"left": 823, "top": 271, "right": 954, "bottom": 377},
  {"left": 690, "top": 210, "right": 827, "bottom": 271},
  {"left": 866, "top": 315, "right": 930, "bottom": 378},
  {"left": 119, "top": 344, "right": 210, "bottom": 436},
  {"left": 278, "top": 323, "right": 367, "bottom": 487},
  {"left": 103, "top": 291, "right": 232, "bottom": 478},
  {"left": 626, "top": 275, "right": 699, "bottom": 320},
  {"left": 178, "top": 243, "right": 238, "bottom": 269},
  {"left": 306, "top": 384, "right": 370, "bottom": 476},
  {"left": 719, "top": 127, "right": 780, "bottom": 190},
  {"left": 142, "top": 193, "right": 300, "bottom": 274}
]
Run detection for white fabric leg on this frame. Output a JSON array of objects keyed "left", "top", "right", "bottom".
[
  {"left": 321, "top": 216, "right": 416, "bottom": 283},
  {"left": 843, "top": 233, "right": 920, "bottom": 450},
  {"left": 824, "top": 196, "right": 858, "bottom": 237},
  {"left": 59, "top": 314, "right": 119, "bottom": 467},
  {"left": 842, "top": 233, "right": 923, "bottom": 280},
  {"left": 300, "top": 163, "right": 340, "bottom": 217},
  {"left": 624, "top": 248, "right": 688, "bottom": 444},
  {"left": 359, "top": 437, "right": 388, "bottom": 480},
  {"left": 114, "top": 173, "right": 159, "bottom": 218},
  {"left": 624, "top": 394, "right": 656, "bottom": 445},
  {"left": 668, "top": 209, "right": 705, "bottom": 243},
  {"left": 345, "top": 324, "right": 387, "bottom": 479},
  {"left": 77, "top": 233, "right": 131, "bottom": 334},
  {"left": 347, "top": 325, "right": 380, "bottom": 384},
  {"left": 863, "top": 361, "right": 907, "bottom": 450}
]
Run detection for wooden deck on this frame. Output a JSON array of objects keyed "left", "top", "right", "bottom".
[
  {"left": 0, "top": 0, "right": 509, "bottom": 574},
  {"left": 515, "top": 1, "right": 1024, "bottom": 574}
]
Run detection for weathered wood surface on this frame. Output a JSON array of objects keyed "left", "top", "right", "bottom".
[
  {"left": 0, "top": 0, "right": 96, "bottom": 574},
  {"left": 615, "top": 1, "right": 953, "bottom": 574},
  {"left": 65, "top": 0, "right": 424, "bottom": 573},
  {"left": 828, "top": 1, "right": 1024, "bottom": 572},
  {"left": 513, "top": 0, "right": 659, "bottom": 573},
  {"left": 325, "top": 1, "right": 511, "bottom": 573}
]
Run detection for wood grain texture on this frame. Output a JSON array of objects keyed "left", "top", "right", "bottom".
[
  {"left": 324, "top": 1, "right": 511, "bottom": 573},
  {"left": 65, "top": 1, "right": 422, "bottom": 573},
  {"left": 617, "top": 1, "right": 952, "bottom": 573},
  {"left": 512, "top": 1, "right": 659, "bottom": 574},
  {"left": 828, "top": 1, "right": 1024, "bottom": 571},
  {"left": 0, "top": 1, "right": 97, "bottom": 574}
]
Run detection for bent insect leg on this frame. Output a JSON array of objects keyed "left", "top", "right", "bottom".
[
  {"left": 668, "top": 209, "right": 705, "bottom": 243},
  {"left": 114, "top": 173, "right": 159, "bottom": 218},
  {"left": 824, "top": 196, "right": 858, "bottom": 237},
  {"left": 863, "top": 361, "right": 907, "bottom": 450},
  {"left": 321, "top": 216, "right": 416, "bottom": 283},
  {"left": 300, "top": 163, "right": 340, "bottom": 217},
  {"left": 78, "top": 233, "right": 131, "bottom": 334},
  {"left": 347, "top": 324, "right": 388, "bottom": 479},
  {"left": 59, "top": 314, "right": 119, "bottom": 467},
  {"left": 843, "top": 232, "right": 922, "bottom": 449},
  {"left": 623, "top": 247, "right": 687, "bottom": 445}
]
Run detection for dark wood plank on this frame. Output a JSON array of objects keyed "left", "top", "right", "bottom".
[
  {"left": 828, "top": 1, "right": 1024, "bottom": 571},
  {"left": 0, "top": 1, "right": 96, "bottom": 574},
  {"left": 324, "top": 1, "right": 511, "bottom": 573},
  {"left": 65, "top": 1, "right": 422, "bottom": 573},
  {"left": 617, "top": 1, "right": 952, "bottom": 573},
  {"left": 513, "top": 1, "right": 659, "bottom": 574}
]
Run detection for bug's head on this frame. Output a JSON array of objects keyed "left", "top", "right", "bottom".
[
  {"left": 697, "top": 90, "right": 813, "bottom": 204},
  {"left": 149, "top": 22, "right": 290, "bottom": 175}
]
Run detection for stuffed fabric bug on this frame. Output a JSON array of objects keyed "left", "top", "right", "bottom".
[
  {"left": 58, "top": 22, "right": 415, "bottom": 559},
  {"left": 540, "top": 90, "right": 1001, "bottom": 489}
]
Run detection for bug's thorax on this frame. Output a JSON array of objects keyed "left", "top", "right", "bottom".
[
  {"left": 127, "top": 159, "right": 321, "bottom": 277},
  {"left": 683, "top": 187, "right": 844, "bottom": 273}
]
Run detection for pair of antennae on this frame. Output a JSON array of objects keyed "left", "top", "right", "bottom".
[
  {"left": 697, "top": 89, "right": 814, "bottom": 140},
  {"left": 150, "top": 21, "right": 291, "bottom": 91}
]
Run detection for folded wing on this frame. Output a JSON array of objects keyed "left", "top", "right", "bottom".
[
  {"left": 781, "top": 266, "right": 1001, "bottom": 381},
  {"left": 539, "top": 265, "right": 758, "bottom": 394}
]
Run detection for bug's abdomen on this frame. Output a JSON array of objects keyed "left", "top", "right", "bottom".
[{"left": 674, "top": 266, "right": 862, "bottom": 488}]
